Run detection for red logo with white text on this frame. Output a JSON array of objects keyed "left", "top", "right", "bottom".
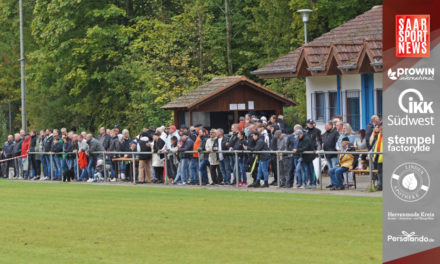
[{"left": 395, "top": 15, "right": 430, "bottom": 57}]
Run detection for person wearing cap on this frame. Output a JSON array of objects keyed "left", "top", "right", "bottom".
[
  {"left": 372, "top": 122, "right": 383, "bottom": 191},
  {"left": 113, "top": 125, "right": 120, "bottom": 135},
  {"left": 177, "top": 132, "right": 194, "bottom": 185},
  {"left": 165, "top": 125, "right": 180, "bottom": 150},
  {"left": 245, "top": 132, "right": 271, "bottom": 188},
  {"left": 293, "top": 129, "right": 315, "bottom": 189},
  {"left": 305, "top": 119, "right": 322, "bottom": 151},
  {"left": 327, "top": 137, "right": 358, "bottom": 190},
  {"left": 205, "top": 129, "right": 222, "bottom": 185}
]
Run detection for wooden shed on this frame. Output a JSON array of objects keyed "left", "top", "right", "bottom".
[{"left": 161, "top": 76, "right": 296, "bottom": 131}]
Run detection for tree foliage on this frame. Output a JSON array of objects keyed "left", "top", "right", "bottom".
[{"left": 0, "top": 0, "right": 381, "bottom": 132}]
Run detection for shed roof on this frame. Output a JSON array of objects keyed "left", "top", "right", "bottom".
[
  {"left": 252, "top": 5, "right": 382, "bottom": 78},
  {"left": 161, "top": 76, "right": 297, "bottom": 110}
]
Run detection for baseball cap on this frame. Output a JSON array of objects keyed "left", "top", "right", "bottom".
[
  {"left": 306, "top": 119, "right": 315, "bottom": 124},
  {"left": 168, "top": 125, "right": 177, "bottom": 131}
]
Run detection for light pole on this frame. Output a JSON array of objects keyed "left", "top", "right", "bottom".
[
  {"left": 297, "top": 9, "right": 313, "bottom": 44},
  {"left": 19, "top": 0, "right": 26, "bottom": 131}
]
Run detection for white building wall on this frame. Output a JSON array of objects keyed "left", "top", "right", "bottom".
[{"left": 306, "top": 75, "right": 337, "bottom": 131}]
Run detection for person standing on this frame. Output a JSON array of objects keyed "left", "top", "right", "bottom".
[
  {"left": 205, "top": 129, "right": 222, "bottom": 185},
  {"left": 137, "top": 132, "right": 152, "bottom": 183},
  {"left": 152, "top": 132, "right": 165, "bottom": 183},
  {"left": 12, "top": 133, "right": 23, "bottom": 179},
  {"left": 365, "top": 115, "right": 380, "bottom": 149},
  {"left": 21, "top": 133, "right": 31, "bottom": 179},
  {"left": 197, "top": 129, "right": 210, "bottom": 185},
  {"left": 372, "top": 122, "right": 383, "bottom": 191},
  {"left": 213, "top": 128, "right": 230, "bottom": 185},
  {"left": 98, "top": 127, "right": 111, "bottom": 151},
  {"left": 274, "top": 130, "right": 289, "bottom": 187},
  {"left": 293, "top": 130, "right": 315, "bottom": 189},
  {"left": 245, "top": 132, "right": 271, "bottom": 188},
  {"left": 86, "top": 134, "right": 105, "bottom": 182},
  {"left": 232, "top": 131, "right": 248, "bottom": 186},
  {"left": 177, "top": 132, "right": 194, "bottom": 185},
  {"left": 322, "top": 121, "right": 339, "bottom": 170}
]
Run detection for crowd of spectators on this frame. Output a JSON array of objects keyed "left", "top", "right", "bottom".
[{"left": 0, "top": 114, "right": 383, "bottom": 191}]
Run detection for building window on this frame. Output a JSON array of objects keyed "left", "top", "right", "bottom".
[
  {"left": 328, "top": 91, "right": 337, "bottom": 119},
  {"left": 345, "top": 90, "right": 360, "bottom": 131},
  {"left": 313, "top": 92, "right": 325, "bottom": 121},
  {"left": 376, "top": 89, "right": 383, "bottom": 118}
]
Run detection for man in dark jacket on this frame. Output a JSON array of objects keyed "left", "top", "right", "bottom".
[
  {"left": 42, "top": 129, "right": 53, "bottom": 179},
  {"left": 12, "top": 133, "right": 23, "bottom": 179},
  {"left": 227, "top": 124, "right": 239, "bottom": 184},
  {"left": 293, "top": 130, "right": 316, "bottom": 188},
  {"left": 245, "top": 132, "right": 271, "bottom": 188},
  {"left": 213, "top": 128, "right": 231, "bottom": 185},
  {"left": 137, "top": 132, "right": 152, "bottom": 183},
  {"left": 304, "top": 119, "right": 322, "bottom": 150},
  {"left": 322, "top": 121, "right": 339, "bottom": 169},
  {"left": 195, "top": 129, "right": 209, "bottom": 185},
  {"left": 178, "top": 132, "right": 194, "bottom": 184},
  {"left": 97, "top": 127, "right": 111, "bottom": 151},
  {"left": 3, "top": 135, "right": 14, "bottom": 178}
]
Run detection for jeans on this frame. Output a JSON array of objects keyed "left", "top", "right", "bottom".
[
  {"left": 219, "top": 156, "right": 232, "bottom": 184},
  {"left": 238, "top": 157, "right": 248, "bottom": 183},
  {"left": 199, "top": 159, "right": 209, "bottom": 184},
  {"left": 302, "top": 161, "right": 315, "bottom": 185},
  {"left": 52, "top": 157, "right": 62, "bottom": 179},
  {"left": 257, "top": 159, "right": 270, "bottom": 181},
  {"left": 326, "top": 157, "right": 338, "bottom": 169},
  {"left": 189, "top": 158, "right": 199, "bottom": 183},
  {"left": 88, "top": 156, "right": 97, "bottom": 180},
  {"left": 41, "top": 155, "right": 51, "bottom": 177},
  {"left": 329, "top": 166, "right": 349, "bottom": 188},
  {"left": 180, "top": 158, "right": 190, "bottom": 183},
  {"left": 374, "top": 162, "right": 383, "bottom": 189}
]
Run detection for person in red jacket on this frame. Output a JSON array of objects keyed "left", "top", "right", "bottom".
[{"left": 21, "top": 133, "right": 31, "bottom": 179}]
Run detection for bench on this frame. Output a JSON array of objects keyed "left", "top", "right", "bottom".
[{"left": 347, "top": 169, "right": 379, "bottom": 189}]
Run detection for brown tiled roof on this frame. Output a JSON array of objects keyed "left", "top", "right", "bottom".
[
  {"left": 252, "top": 5, "right": 382, "bottom": 77},
  {"left": 161, "top": 76, "right": 296, "bottom": 110}
]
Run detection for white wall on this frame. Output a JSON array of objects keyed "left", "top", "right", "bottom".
[{"left": 306, "top": 75, "right": 337, "bottom": 130}]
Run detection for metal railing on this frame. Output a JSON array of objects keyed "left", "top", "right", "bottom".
[{"left": 5, "top": 150, "right": 383, "bottom": 190}]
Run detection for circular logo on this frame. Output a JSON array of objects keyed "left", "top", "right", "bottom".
[{"left": 391, "top": 162, "right": 430, "bottom": 202}]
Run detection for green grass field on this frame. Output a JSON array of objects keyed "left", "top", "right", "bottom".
[{"left": 0, "top": 180, "right": 381, "bottom": 264}]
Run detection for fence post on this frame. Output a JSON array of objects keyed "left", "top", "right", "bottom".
[
  {"left": 318, "top": 154, "right": 322, "bottom": 190},
  {"left": 164, "top": 151, "right": 168, "bottom": 185},
  {"left": 198, "top": 154, "right": 202, "bottom": 186},
  {"left": 235, "top": 151, "right": 239, "bottom": 188},
  {"left": 76, "top": 152, "right": 79, "bottom": 181},
  {"left": 50, "top": 153, "right": 53, "bottom": 181},
  {"left": 276, "top": 152, "right": 280, "bottom": 188},
  {"left": 102, "top": 152, "right": 107, "bottom": 182},
  {"left": 132, "top": 155, "right": 136, "bottom": 184},
  {"left": 368, "top": 152, "right": 373, "bottom": 189}
]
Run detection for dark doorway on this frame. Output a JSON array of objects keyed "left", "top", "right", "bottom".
[{"left": 210, "top": 112, "right": 233, "bottom": 133}]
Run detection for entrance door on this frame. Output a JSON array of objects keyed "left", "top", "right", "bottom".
[{"left": 346, "top": 91, "right": 360, "bottom": 131}]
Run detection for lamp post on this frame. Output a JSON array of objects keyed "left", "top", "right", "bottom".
[
  {"left": 19, "top": 0, "right": 26, "bottom": 131},
  {"left": 297, "top": 9, "right": 313, "bottom": 44}
]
